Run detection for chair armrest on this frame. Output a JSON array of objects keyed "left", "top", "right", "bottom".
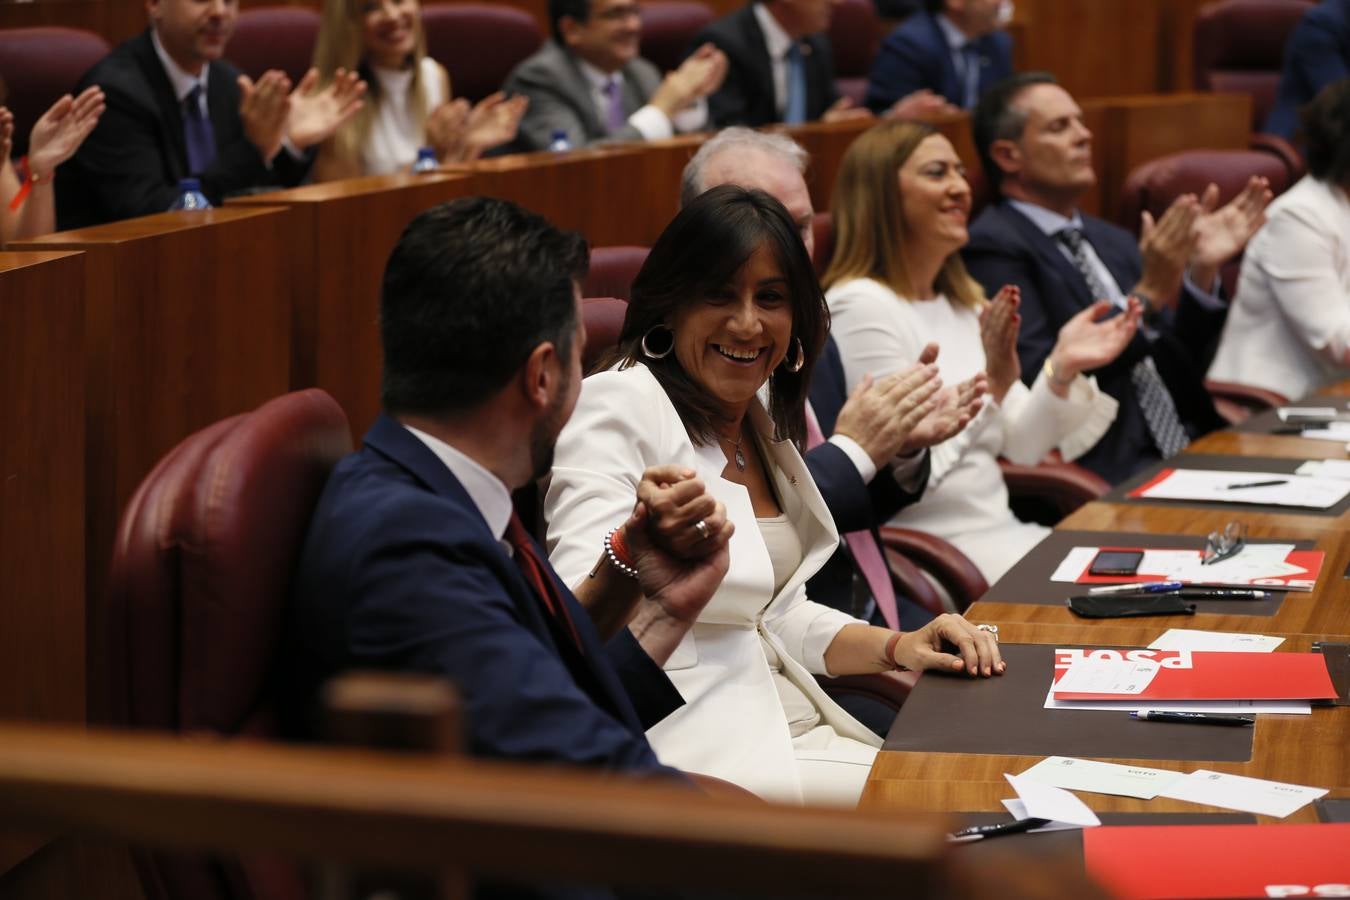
[
  {"left": 998, "top": 458, "right": 1109, "bottom": 526},
  {"left": 879, "top": 527, "right": 988, "bottom": 614},
  {"left": 1248, "top": 132, "right": 1305, "bottom": 182},
  {"left": 816, "top": 669, "right": 918, "bottom": 713},
  {"left": 881, "top": 542, "right": 947, "bottom": 619},
  {"left": 1204, "top": 378, "right": 1289, "bottom": 425}
]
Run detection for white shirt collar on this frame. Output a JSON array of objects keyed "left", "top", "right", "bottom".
[
  {"left": 1008, "top": 198, "right": 1084, "bottom": 237},
  {"left": 753, "top": 3, "right": 794, "bottom": 61},
  {"left": 577, "top": 56, "right": 624, "bottom": 92},
  {"left": 935, "top": 13, "right": 969, "bottom": 51},
  {"left": 403, "top": 425, "right": 514, "bottom": 543},
  {"left": 150, "top": 27, "right": 210, "bottom": 104}
]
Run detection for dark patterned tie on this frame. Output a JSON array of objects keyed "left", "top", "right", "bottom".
[
  {"left": 504, "top": 512, "right": 585, "bottom": 654},
  {"left": 1057, "top": 226, "right": 1189, "bottom": 458},
  {"left": 182, "top": 84, "right": 216, "bottom": 174}
]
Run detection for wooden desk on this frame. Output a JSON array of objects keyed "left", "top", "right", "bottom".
[
  {"left": 11, "top": 207, "right": 295, "bottom": 724},
  {"left": 1189, "top": 429, "right": 1350, "bottom": 461},
  {"left": 861, "top": 628, "right": 1349, "bottom": 822}
]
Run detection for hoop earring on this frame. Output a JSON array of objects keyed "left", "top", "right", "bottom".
[
  {"left": 640, "top": 325, "right": 674, "bottom": 360},
  {"left": 782, "top": 337, "right": 805, "bottom": 373}
]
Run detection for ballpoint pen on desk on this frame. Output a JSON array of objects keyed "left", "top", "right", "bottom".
[
  {"left": 948, "top": 818, "right": 1052, "bottom": 842},
  {"left": 1088, "top": 581, "right": 1183, "bottom": 595},
  {"left": 1131, "top": 710, "right": 1255, "bottom": 726},
  {"left": 1223, "top": 480, "right": 1289, "bottom": 490},
  {"left": 1173, "top": 588, "right": 1274, "bottom": 600}
]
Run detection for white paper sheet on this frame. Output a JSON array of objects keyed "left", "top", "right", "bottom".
[
  {"left": 1042, "top": 685, "right": 1311, "bottom": 714},
  {"left": 1018, "top": 756, "right": 1185, "bottom": 800},
  {"left": 1277, "top": 407, "right": 1342, "bottom": 421},
  {"left": 1049, "top": 544, "right": 1310, "bottom": 586},
  {"left": 1296, "top": 459, "right": 1350, "bottom": 480},
  {"left": 1004, "top": 773, "right": 1102, "bottom": 827},
  {"left": 1138, "top": 469, "right": 1350, "bottom": 509},
  {"left": 1050, "top": 546, "right": 1099, "bottom": 581},
  {"left": 1293, "top": 422, "right": 1350, "bottom": 443},
  {"left": 1148, "top": 629, "right": 1285, "bottom": 653},
  {"left": 1156, "top": 770, "right": 1328, "bottom": 818},
  {"left": 1001, "top": 799, "right": 1080, "bottom": 832},
  {"left": 1053, "top": 657, "right": 1160, "bottom": 695}
]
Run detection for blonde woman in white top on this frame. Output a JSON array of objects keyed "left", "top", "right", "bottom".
[
  {"left": 310, "top": 0, "right": 527, "bottom": 180},
  {"left": 823, "top": 121, "right": 1141, "bottom": 582},
  {"left": 1209, "top": 79, "right": 1350, "bottom": 400}
]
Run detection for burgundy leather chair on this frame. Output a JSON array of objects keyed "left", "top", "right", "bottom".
[
  {"left": 106, "top": 389, "right": 352, "bottom": 900},
  {"left": 1192, "top": 0, "right": 1315, "bottom": 130},
  {"left": 1204, "top": 379, "right": 1289, "bottom": 424},
  {"left": 827, "top": 0, "right": 884, "bottom": 107},
  {"left": 226, "top": 6, "right": 323, "bottom": 84},
  {"left": 0, "top": 27, "right": 109, "bottom": 157},
  {"left": 421, "top": 3, "right": 543, "bottom": 103},
  {"left": 584, "top": 245, "right": 650, "bottom": 302},
  {"left": 639, "top": 0, "right": 716, "bottom": 73},
  {"left": 998, "top": 454, "right": 1110, "bottom": 530}
]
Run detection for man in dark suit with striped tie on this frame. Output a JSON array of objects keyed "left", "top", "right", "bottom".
[{"left": 963, "top": 72, "right": 1271, "bottom": 484}]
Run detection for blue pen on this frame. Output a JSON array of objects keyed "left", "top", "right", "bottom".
[{"left": 1087, "top": 580, "right": 1184, "bottom": 595}]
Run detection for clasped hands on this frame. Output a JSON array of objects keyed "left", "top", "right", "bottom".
[{"left": 238, "top": 67, "right": 367, "bottom": 162}]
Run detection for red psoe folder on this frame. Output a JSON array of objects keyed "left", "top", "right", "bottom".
[
  {"left": 1051, "top": 649, "right": 1338, "bottom": 701},
  {"left": 1083, "top": 823, "right": 1350, "bottom": 899}
]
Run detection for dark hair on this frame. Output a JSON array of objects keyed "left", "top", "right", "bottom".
[
  {"left": 1301, "top": 77, "right": 1350, "bottom": 188},
  {"left": 605, "top": 185, "right": 827, "bottom": 447},
  {"left": 548, "top": 0, "right": 591, "bottom": 42},
  {"left": 380, "top": 197, "right": 588, "bottom": 417},
  {"left": 972, "top": 70, "right": 1057, "bottom": 194}
]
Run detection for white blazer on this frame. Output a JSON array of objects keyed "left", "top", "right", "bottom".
[
  {"left": 1208, "top": 176, "right": 1350, "bottom": 400},
  {"left": 544, "top": 363, "right": 880, "bottom": 803}
]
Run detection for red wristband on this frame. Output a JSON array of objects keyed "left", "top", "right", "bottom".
[
  {"left": 884, "top": 631, "right": 904, "bottom": 670},
  {"left": 608, "top": 525, "right": 636, "bottom": 569}
]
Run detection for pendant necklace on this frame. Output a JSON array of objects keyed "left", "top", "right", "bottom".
[{"left": 719, "top": 432, "right": 747, "bottom": 471}]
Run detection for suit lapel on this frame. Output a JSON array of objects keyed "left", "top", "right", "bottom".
[
  {"left": 555, "top": 44, "right": 607, "bottom": 140},
  {"left": 131, "top": 31, "right": 189, "bottom": 177},
  {"left": 737, "top": 6, "right": 778, "bottom": 120},
  {"left": 923, "top": 14, "right": 962, "bottom": 104},
  {"left": 1000, "top": 203, "right": 1098, "bottom": 311}
]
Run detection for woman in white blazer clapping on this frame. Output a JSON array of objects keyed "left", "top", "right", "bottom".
[{"left": 544, "top": 186, "right": 1003, "bottom": 807}]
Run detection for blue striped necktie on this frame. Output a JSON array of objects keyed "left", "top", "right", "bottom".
[{"left": 784, "top": 44, "right": 807, "bottom": 124}]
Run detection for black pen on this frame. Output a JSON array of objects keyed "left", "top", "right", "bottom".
[
  {"left": 948, "top": 817, "right": 1051, "bottom": 842},
  {"left": 1174, "top": 588, "right": 1274, "bottom": 600},
  {"left": 1223, "top": 479, "right": 1289, "bottom": 490},
  {"left": 1130, "top": 710, "right": 1255, "bottom": 726}
]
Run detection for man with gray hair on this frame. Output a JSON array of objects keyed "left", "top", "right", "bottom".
[{"left": 681, "top": 127, "right": 983, "bottom": 657}]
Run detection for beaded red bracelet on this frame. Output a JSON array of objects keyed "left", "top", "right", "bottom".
[{"left": 605, "top": 526, "right": 639, "bottom": 580}]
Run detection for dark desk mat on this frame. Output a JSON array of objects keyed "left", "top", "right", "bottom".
[
  {"left": 1104, "top": 454, "right": 1350, "bottom": 518},
  {"left": 955, "top": 812, "right": 1256, "bottom": 866},
  {"left": 1316, "top": 798, "right": 1350, "bottom": 823},
  {"left": 1313, "top": 642, "right": 1350, "bottom": 706},
  {"left": 984, "top": 530, "right": 1307, "bottom": 616},
  {"left": 1234, "top": 399, "right": 1350, "bottom": 434},
  {"left": 884, "top": 643, "right": 1254, "bottom": 761}
]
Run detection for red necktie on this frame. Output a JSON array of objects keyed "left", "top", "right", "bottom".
[
  {"left": 504, "top": 512, "right": 585, "bottom": 654},
  {"left": 804, "top": 405, "right": 901, "bottom": 630}
]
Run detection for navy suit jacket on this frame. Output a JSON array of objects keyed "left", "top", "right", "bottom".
[
  {"left": 57, "top": 29, "right": 308, "bottom": 229},
  {"left": 693, "top": 4, "right": 838, "bottom": 127},
  {"left": 963, "top": 202, "right": 1225, "bottom": 485},
  {"left": 284, "top": 414, "right": 683, "bottom": 777},
  {"left": 864, "top": 11, "right": 1012, "bottom": 112},
  {"left": 1264, "top": 0, "right": 1350, "bottom": 138},
  {"left": 804, "top": 337, "right": 931, "bottom": 630}
]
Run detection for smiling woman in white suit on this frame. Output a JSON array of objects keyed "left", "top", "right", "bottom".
[{"left": 545, "top": 186, "right": 1003, "bottom": 806}]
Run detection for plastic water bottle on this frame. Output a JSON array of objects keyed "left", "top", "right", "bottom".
[
  {"left": 169, "top": 178, "right": 211, "bottom": 211},
  {"left": 411, "top": 146, "right": 439, "bottom": 173},
  {"left": 547, "top": 129, "right": 572, "bottom": 153}
]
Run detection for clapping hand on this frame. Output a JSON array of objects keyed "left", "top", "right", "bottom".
[
  {"left": 287, "top": 67, "right": 366, "bottom": 150},
  {"left": 1189, "top": 176, "right": 1272, "bottom": 284},
  {"left": 1136, "top": 193, "right": 1200, "bottom": 309},
  {"left": 884, "top": 89, "right": 960, "bottom": 121},
  {"left": 427, "top": 98, "right": 472, "bottom": 161},
  {"left": 26, "top": 86, "right": 105, "bottom": 177},
  {"left": 463, "top": 92, "right": 528, "bottom": 159},
  {"left": 238, "top": 70, "right": 292, "bottom": 161},
  {"left": 822, "top": 95, "right": 874, "bottom": 122},
  {"left": 834, "top": 353, "right": 944, "bottom": 467},
  {"left": 979, "top": 284, "right": 1022, "bottom": 401},
  {"left": 1046, "top": 298, "right": 1142, "bottom": 389},
  {"left": 651, "top": 44, "right": 729, "bottom": 117}
]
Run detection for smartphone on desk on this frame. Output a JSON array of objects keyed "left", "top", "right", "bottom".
[{"left": 1088, "top": 549, "right": 1145, "bottom": 576}]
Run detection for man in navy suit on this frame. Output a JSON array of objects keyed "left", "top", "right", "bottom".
[
  {"left": 1265, "top": 0, "right": 1350, "bottom": 139},
  {"left": 286, "top": 197, "right": 734, "bottom": 781},
  {"left": 963, "top": 73, "right": 1270, "bottom": 484},
  {"left": 865, "top": 0, "right": 1013, "bottom": 114},
  {"left": 57, "top": 0, "right": 364, "bottom": 228}
]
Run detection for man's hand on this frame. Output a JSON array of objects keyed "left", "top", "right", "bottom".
[
  {"left": 892, "top": 613, "right": 1005, "bottom": 677},
  {"left": 1136, "top": 193, "right": 1200, "bottom": 308},
  {"left": 1188, "top": 176, "right": 1272, "bottom": 287},
  {"left": 903, "top": 371, "right": 986, "bottom": 450},
  {"left": 833, "top": 358, "right": 943, "bottom": 468},
  {"left": 1046, "top": 298, "right": 1141, "bottom": 391},
  {"left": 979, "top": 284, "right": 1021, "bottom": 402},
  {"left": 821, "top": 96, "right": 874, "bottom": 123},
  {"left": 238, "top": 70, "right": 292, "bottom": 161},
  {"left": 883, "top": 89, "right": 959, "bottom": 121},
  {"left": 649, "top": 44, "right": 728, "bottom": 118},
  {"left": 463, "top": 92, "right": 528, "bottom": 158},
  {"left": 287, "top": 67, "right": 367, "bottom": 150},
  {"left": 630, "top": 464, "right": 731, "bottom": 561},
  {"left": 427, "top": 98, "right": 471, "bottom": 161},
  {"left": 26, "top": 86, "right": 105, "bottom": 177}
]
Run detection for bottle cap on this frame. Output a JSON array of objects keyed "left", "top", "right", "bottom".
[{"left": 179, "top": 177, "right": 202, "bottom": 191}]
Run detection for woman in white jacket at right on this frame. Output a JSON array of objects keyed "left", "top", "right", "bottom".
[{"left": 822, "top": 120, "right": 1140, "bottom": 583}]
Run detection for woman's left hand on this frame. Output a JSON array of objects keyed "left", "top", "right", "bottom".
[
  {"left": 978, "top": 285, "right": 1021, "bottom": 402},
  {"left": 632, "top": 464, "right": 730, "bottom": 560},
  {"left": 1047, "top": 298, "right": 1142, "bottom": 384},
  {"left": 463, "top": 92, "right": 528, "bottom": 159},
  {"left": 26, "top": 86, "right": 105, "bottom": 177},
  {"left": 892, "top": 613, "right": 1005, "bottom": 677}
]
